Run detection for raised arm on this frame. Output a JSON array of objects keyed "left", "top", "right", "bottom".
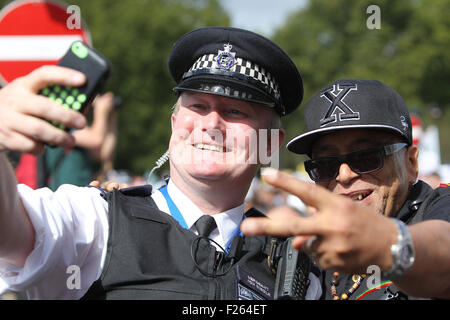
[{"left": 0, "top": 66, "right": 86, "bottom": 267}]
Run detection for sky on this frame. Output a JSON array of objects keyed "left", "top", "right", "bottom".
[{"left": 220, "top": 0, "right": 308, "bottom": 36}]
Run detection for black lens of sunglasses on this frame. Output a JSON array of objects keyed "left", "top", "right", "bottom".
[
  {"left": 346, "top": 148, "right": 384, "bottom": 174},
  {"left": 305, "top": 147, "right": 385, "bottom": 182},
  {"left": 305, "top": 157, "right": 340, "bottom": 181}
]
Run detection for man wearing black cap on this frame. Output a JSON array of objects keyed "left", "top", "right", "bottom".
[
  {"left": 241, "top": 79, "right": 450, "bottom": 299},
  {"left": 0, "top": 27, "right": 322, "bottom": 300}
]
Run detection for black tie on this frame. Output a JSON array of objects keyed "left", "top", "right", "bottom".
[{"left": 195, "top": 215, "right": 217, "bottom": 238}]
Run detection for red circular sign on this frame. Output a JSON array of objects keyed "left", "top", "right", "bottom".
[{"left": 0, "top": 0, "right": 91, "bottom": 85}]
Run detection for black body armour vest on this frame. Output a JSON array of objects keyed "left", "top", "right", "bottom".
[{"left": 82, "top": 186, "right": 276, "bottom": 300}]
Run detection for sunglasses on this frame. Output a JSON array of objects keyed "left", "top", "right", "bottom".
[{"left": 304, "top": 143, "right": 408, "bottom": 182}]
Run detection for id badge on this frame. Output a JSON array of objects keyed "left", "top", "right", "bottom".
[{"left": 236, "top": 266, "right": 274, "bottom": 300}]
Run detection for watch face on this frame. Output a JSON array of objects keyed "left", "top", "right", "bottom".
[{"left": 399, "top": 245, "right": 414, "bottom": 266}]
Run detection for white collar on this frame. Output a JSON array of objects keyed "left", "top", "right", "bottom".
[{"left": 152, "top": 180, "right": 245, "bottom": 249}]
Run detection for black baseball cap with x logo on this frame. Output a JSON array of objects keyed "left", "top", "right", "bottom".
[{"left": 286, "top": 79, "right": 413, "bottom": 156}]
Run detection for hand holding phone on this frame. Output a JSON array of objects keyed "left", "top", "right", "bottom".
[
  {"left": 0, "top": 64, "right": 86, "bottom": 154},
  {"left": 40, "top": 41, "right": 111, "bottom": 131}
]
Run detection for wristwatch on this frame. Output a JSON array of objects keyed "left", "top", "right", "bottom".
[{"left": 382, "top": 218, "right": 415, "bottom": 281}]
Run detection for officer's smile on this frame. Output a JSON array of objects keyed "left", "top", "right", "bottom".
[{"left": 193, "top": 143, "right": 229, "bottom": 153}]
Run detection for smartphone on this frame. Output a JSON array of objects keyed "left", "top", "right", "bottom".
[{"left": 40, "top": 41, "right": 111, "bottom": 132}]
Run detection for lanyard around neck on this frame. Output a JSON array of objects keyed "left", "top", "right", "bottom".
[{"left": 159, "top": 185, "right": 188, "bottom": 229}]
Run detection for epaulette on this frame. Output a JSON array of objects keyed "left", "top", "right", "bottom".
[
  {"left": 87, "top": 184, "right": 153, "bottom": 201},
  {"left": 244, "top": 207, "right": 267, "bottom": 218},
  {"left": 87, "top": 185, "right": 108, "bottom": 201},
  {"left": 439, "top": 183, "right": 450, "bottom": 188},
  {"left": 118, "top": 184, "right": 153, "bottom": 197}
]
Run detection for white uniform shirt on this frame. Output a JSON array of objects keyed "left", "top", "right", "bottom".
[{"left": 0, "top": 181, "right": 321, "bottom": 300}]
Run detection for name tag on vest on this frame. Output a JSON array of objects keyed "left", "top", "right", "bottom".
[{"left": 236, "top": 266, "right": 274, "bottom": 300}]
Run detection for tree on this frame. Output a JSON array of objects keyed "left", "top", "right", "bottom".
[{"left": 272, "top": 0, "right": 450, "bottom": 168}]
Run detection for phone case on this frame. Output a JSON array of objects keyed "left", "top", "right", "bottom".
[{"left": 40, "top": 41, "right": 111, "bottom": 131}]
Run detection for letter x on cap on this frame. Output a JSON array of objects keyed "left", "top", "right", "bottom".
[{"left": 287, "top": 79, "right": 413, "bottom": 156}]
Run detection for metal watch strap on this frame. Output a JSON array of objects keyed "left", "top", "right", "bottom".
[{"left": 382, "top": 218, "right": 415, "bottom": 281}]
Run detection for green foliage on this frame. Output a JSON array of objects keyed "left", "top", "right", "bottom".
[{"left": 273, "top": 0, "right": 450, "bottom": 168}]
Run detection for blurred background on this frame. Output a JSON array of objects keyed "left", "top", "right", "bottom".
[{"left": 1, "top": 0, "right": 449, "bottom": 183}]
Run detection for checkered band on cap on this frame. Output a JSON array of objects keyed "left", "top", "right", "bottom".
[{"left": 183, "top": 53, "right": 281, "bottom": 100}]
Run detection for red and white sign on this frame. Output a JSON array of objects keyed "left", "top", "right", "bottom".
[
  {"left": 410, "top": 113, "right": 423, "bottom": 146},
  {"left": 0, "top": 0, "right": 91, "bottom": 85}
]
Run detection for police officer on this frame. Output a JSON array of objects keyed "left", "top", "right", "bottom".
[
  {"left": 0, "top": 27, "right": 321, "bottom": 299},
  {"left": 241, "top": 79, "right": 450, "bottom": 299}
]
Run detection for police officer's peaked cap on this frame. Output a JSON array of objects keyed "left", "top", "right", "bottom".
[{"left": 168, "top": 26, "right": 303, "bottom": 116}]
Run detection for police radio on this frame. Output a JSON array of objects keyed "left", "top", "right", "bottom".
[{"left": 274, "top": 237, "right": 312, "bottom": 300}]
